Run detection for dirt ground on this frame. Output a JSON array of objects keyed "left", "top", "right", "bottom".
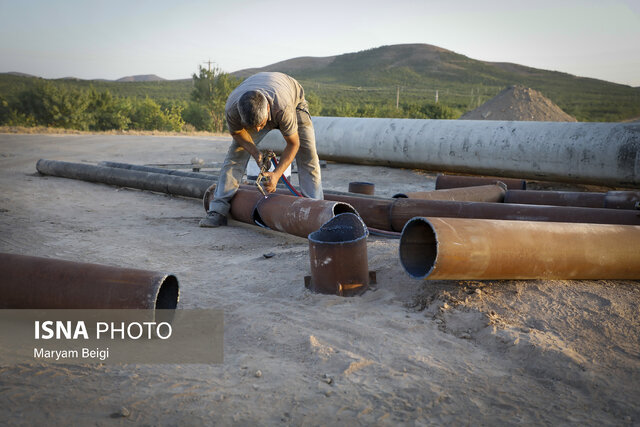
[{"left": 0, "top": 133, "right": 639, "bottom": 426}]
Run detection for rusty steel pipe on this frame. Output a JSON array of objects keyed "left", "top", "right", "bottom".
[
  {"left": 389, "top": 199, "right": 640, "bottom": 231},
  {"left": 253, "top": 193, "right": 357, "bottom": 238},
  {"left": 99, "top": 161, "right": 219, "bottom": 181},
  {"left": 323, "top": 193, "right": 640, "bottom": 232},
  {"left": 0, "top": 253, "right": 179, "bottom": 310},
  {"left": 504, "top": 190, "right": 606, "bottom": 208},
  {"left": 37, "top": 159, "right": 214, "bottom": 199},
  {"left": 348, "top": 181, "right": 376, "bottom": 195},
  {"left": 504, "top": 190, "right": 640, "bottom": 210},
  {"left": 604, "top": 191, "right": 640, "bottom": 210},
  {"left": 324, "top": 193, "right": 394, "bottom": 231},
  {"left": 435, "top": 175, "right": 526, "bottom": 190},
  {"left": 307, "top": 213, "right": 370, "bottom": 296},
  {"left": 399, "top": 217, "right": 640, "bottom": 280},
  {"left": 393, "top": 183, "right": 506, "bottom": 203}
]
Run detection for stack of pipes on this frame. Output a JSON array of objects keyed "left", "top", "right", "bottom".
[{"left": 35, "top": 158, "right": 640, "bottom": 288}]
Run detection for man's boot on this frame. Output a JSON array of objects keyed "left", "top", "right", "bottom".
[{"left": 199, "top": 211, "right": 228, "bottom": 228}]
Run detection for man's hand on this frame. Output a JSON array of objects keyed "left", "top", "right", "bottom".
[{"left": 261, "top": 171, "right": 281, "bottom": 193}]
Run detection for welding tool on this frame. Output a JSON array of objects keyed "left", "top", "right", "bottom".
[{"left": 255, "top": 150, "right": 276, "bottom": 197}]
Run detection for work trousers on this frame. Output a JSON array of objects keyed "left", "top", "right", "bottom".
[{"left": 209, "top": 106, "right": 324, "bottom": 217}]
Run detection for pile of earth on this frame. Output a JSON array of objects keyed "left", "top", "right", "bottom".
[{"left": 459, "top": 85, "right": 577, "bottom": 121}]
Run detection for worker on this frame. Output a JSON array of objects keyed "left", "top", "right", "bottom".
[{"left": 200, "top": 72, "right": 324, "bottom": 227}]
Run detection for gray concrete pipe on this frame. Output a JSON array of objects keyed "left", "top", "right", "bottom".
[
  {"left": 399, "top": 217, "right": 640, "bottom": 280},
  {"left": 258, "top": 117, "right": 640, "bottom": 188}
]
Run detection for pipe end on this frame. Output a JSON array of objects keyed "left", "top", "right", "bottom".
[
  {"left": 399, "top": 217, "right": 438, "bottom": 279},
  {"left": 156, "top": 274, "right": 180, "bottom": 310}
]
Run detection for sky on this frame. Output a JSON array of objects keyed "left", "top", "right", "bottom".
[{"left": 1, "top": 0, "right": 639, "bottom": 86}]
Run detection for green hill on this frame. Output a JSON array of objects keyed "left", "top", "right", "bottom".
[
  {"left": 233, "top": 44, "right": 639, "bottom": 122},
  {"left": 1, "top": 43, "right": 639, "bottom": 122}
]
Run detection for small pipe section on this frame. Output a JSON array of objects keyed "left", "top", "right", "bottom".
[
  {"left": 393, "top": 183, "right": 506, "bottom": 203},
  {"left": 348, "top": 181, "right": 375, "bottom": 195},
  {"left": 307, "top": 213, "right": 370, "bottom": 296},
  {"left": 399, "top": 217, "right": 640, "bottom": 280},
  {"left": 0, "top": 253, "right": 179, "bottom": 310},
  {"left": 436, "top": 175, "right": 526, "bottom": 190}
]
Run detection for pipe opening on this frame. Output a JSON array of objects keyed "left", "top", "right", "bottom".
[
  {"left": 332, "top": 202, "right": 357, "bottom": 216},
  {"left": 392, "top": 193, "right": 409, "bottom": 199},
  {"left": 309, "top": 212, "right": 368, "bottom": 244},
  {"left": 399, "top": 218, "right": 438, "bottom": 279},
  {"left": 155, "top": 275, "right": 180, "bottom": 310},
  {"left": 252, "top": 206, "right": 269, "bottom": 229}
]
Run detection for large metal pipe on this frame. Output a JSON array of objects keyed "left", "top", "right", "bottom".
[
  {"left": 324, "top": 193, "right": 640, "bottom": 231},
  {"left": 307, "top": 213, "right": 370, "bottom": 296},
  {"left": 259, "top": 117, "right": 640, "bottom": 188},
  {"left": 399, "top": 217, "right": 640, "bottom": 280},
  {"left": 99, "top": 161, "right": 219, "bottom": 181},
  {"left": 253, "top": 194, "right": 356, "bottom": 238},
  {"left": 389, "top": 199, "right": 640, "bottom": 231},
  {"left": 0, "top": 253, "right": 179, "bottom": 310},
  {"left": 504, "top": 190, "right": 640, "bottom": 210},
  {"left": 37, "top": 159, "right": 214, "bottom": 199},
  {"left": 435, "top": 174, "right": 527, "bottom": 190},
  {"left": 436, "top": 174, "right": 527, "bottom": 190},
  {"left": 393, "top": 183, "right": 506, "bottom": 202}
]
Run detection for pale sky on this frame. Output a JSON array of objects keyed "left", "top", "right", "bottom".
[{"left": 1, "top": 0, "right": 639, "bottom": 86}]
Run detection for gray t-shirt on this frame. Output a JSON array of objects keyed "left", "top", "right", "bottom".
[{"left": 225, "top": 72, "right": 305, "bottom": 136}]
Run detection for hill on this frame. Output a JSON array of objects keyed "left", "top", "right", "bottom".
[
  {"left": 232, "top": 44, "right": 640, "bottom": 121},
  {"left": 116, "top": 74, "right": 166, "bottom": 82},
  {"left": 1, "top": 44, "right": 639, "bottom": 121},
  {"left": 459, "top": 85, "right": 577, "bottom": 121}
]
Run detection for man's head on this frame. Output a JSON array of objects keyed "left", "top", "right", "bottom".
[{"left": 238, "top": 90, "right": 269, "bottom": 131}]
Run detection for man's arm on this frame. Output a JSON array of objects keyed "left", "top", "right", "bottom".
[
  {"left": 262, "top": 132, "right": 300, "bottom": 193},
  {"left": 231, "top": 129, "right": 263, "bottom": 164}
]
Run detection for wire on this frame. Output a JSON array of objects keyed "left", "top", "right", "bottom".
[{"left": 271, "top": 157, "right": 303, "bottom": 197}]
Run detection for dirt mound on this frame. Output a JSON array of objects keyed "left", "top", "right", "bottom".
[{"left": 460, "top": 85, "right": 577, "bottom": 121}]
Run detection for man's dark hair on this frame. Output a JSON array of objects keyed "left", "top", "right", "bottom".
[{"left": 238, "top": 90, "right": 268, "bottom": 128}]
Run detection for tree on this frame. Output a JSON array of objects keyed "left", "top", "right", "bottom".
[{"left": 191, "top": 64, "right": 240, "bottom": 132}]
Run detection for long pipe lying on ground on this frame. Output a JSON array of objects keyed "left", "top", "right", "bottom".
[
  {"left": 37, "top": 159, "right": 214, "bottom": 199},
  {"left": 38, "top": 160, "right": 640, "bottom": 234},
  {"left": 258, "top": 117, "right": 640, "bottom": 188},
  {"left": 38, "top": 160, "right": 355, "bottom": 239},
  {"left": 504, "top": 190, "right": 640, "bottom": 210},
  {"left": 393, "top": 183, "right": 507, "bottom": 203},
  {"left": 435, "top": 174, "right": 527, "bottom": 190},
  {"left": 325, "top": 193, "right": 640, "bottom": 231},
  {"left": 0, "top": 253, "right": 179, "bottom": 310},
  {"left": 399, "top": 217, "right": 640, "bottom": 280}
]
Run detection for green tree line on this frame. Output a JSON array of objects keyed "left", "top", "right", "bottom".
[
  {"left": 0, "top": 66, "right": 462, "bottom": 133},
  {"left": 0, "top": 66, "right": 242, "bottom": 133}
]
